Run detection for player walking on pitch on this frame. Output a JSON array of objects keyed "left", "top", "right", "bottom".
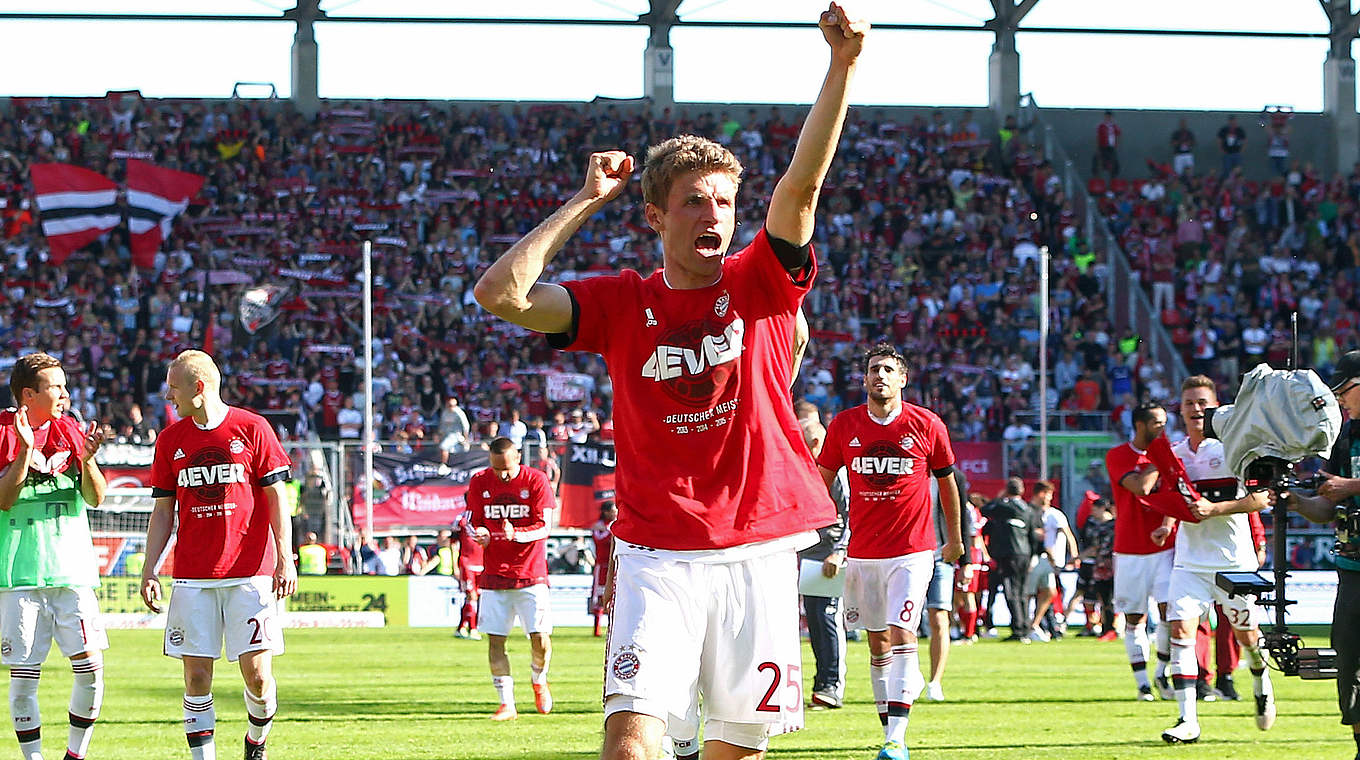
[
  {"left": 466, "top": 437, "right": 556, "bottom": 720},
  {"left": 1106, "top": 402, "right": 1179, "bottom": 701},
  {"left": 816, "top": 344, "right": 963, "bottom": 760},
  {"left": 473, "top": 5, "right": 865, "bottom": 757},
  {"left": 1140, "top": 376, "right": 1275, "bottom": 743},
  {"left": 140, "top": 351, "right": 296, "bottom": 760},
  {"left": 0, "top": 353, "right": 108, "bottom": 760}
]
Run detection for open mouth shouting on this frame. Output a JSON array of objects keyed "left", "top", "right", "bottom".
[{"left": 695, "top": 232, "right": 724, "bottom": 258}]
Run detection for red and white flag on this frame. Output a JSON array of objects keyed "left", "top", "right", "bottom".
[
  {"left": 30, "top": 163, "right": 120, "bottom": 265},
  {"left": 125, "top": 159, "right": 204, "bottom": 269}
]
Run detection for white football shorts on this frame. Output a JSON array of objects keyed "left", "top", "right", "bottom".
[
  {"left": 603, "top": 547, "right": 804, "bottom": 742},
  {"left": 844, "top": 550, "right": 934, "bottom": 632},
  {"left": 1166, "top": 568, "right": 1262, "bottom": 630},
  {"left": 164, "top": 577, "right": 283, "bottom": 662},
  {"left": 0, "top": 587, "right": 107, "bottom": 666},
  {"left": 1112, "top": 549, "right": 1175, "bottom": 615},
  {"left": 478, "top": 585, "right": 553, "bottom": 636}
]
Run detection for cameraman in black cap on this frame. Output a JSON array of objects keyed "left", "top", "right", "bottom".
[{"left": 1283, "top": 349, "right": 1360, "bottom": 759}]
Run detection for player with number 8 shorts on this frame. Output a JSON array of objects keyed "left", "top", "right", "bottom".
[{"left": 817, "top": 343, "right": 963, "bottom": 760}]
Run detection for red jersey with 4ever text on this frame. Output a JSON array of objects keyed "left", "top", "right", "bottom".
[
  {"left": 466, "top": 465, "right": 552, "bottom": 588},
  {"left": 150, "top": 407, "right": 292, "bottom": 578},
  {"left": 818, "top": 403, "right": 956, "bottom": 559},
  {"left": 551, "top": 228, "right": 834, "bottom": 550},
  {"left": 1106, "top": 442, "right": 1178, "bottom": 555}
]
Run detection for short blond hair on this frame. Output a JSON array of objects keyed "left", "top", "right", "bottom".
[
  {"left": 640, "top": 135, "right": 743, "bottom": 207},
  {"left": 169, "top": 350, "right": 221, "bottom": 391},
  {"left": 1181, "top": 374, "right": 1216, "bottom": 394}
]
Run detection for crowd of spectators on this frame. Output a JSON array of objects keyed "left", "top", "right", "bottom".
[
  {"left": 1087, "top": 110, "right": 1359, "bottom": 402},
  {"left": 0, "top": 93, "right": 1191, "bottom": 474}
]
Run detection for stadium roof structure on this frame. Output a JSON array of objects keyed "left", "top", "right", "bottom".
[{"left": 4, "top": 0, "right": 1360, "bottom": 164}]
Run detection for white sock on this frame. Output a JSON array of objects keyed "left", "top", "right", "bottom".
[
  {"left": 1125, "top": 624, "right": 1151, "bottom": 688},
  {"left": 493, "top": 675, "right": 514, "bottom": 706},
  {"left": 530, "top": 663, "right": 549, "bottom": 686},
  {"left": 885, "top": 644, "right": 923, "bottom": 745},
  {"left": 244, "top": 679, "right": 277, "bottom": 745},
  {"left": 1245, "top": 642, "right": 1271, "bottom": 697},
  {"left": 10, "top": 667, "right": 41, "bottom": 760},
  {"left": 671, "top": 721, "right": 699, "bottom": 760},
  {"left": 183, "top": 693, "right": 216, "bottom": 760},
  {"left": 68, "top": 654, "right": 104, "bottom": 759},
  {"left": 1155, "top": 624, "right": 1172, "bottom": 680},
  {"left": 1170, "top": 637, "right": 1198, "bottom": 724},
  {"left": 869, "top": 654, "right": 891, "bottom": 731}
]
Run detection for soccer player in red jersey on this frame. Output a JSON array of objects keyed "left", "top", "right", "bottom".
[
  {"left": 453, "top": 509, "right": 485, "bottom": 640},
  {"left": 466, "top": 437, "right": 555, "bottom": 721},
  {"left": 590, "top": 502, "right": 618, "bottom": 637},
  {"left": 817, "top": 343, "right": 962, "bottom": 760},
  {"left": 473, "top": 6, "right": 865, "bottom": 759},
  {"left": 140, "top": 351, "right": 296, "bottom": 760},
  {"left": 1106, "top": 401, "right": 1180, "bottom": 702}
]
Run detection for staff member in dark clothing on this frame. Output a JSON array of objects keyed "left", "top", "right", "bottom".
[
  {"left": 982, "top": 477, "right": 1043, "bottom": 641},
  {"left": 1285, "top": 350, "right": 1360, "bottom": 760},
  {"left": 797, "top": 417, "right": 851, "bottom": 709}
]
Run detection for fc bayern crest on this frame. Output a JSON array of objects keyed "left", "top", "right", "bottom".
[
  {"left": 612, "top": 651, "right": 641, "bottom": 680},
  {"left": 229, "top": 439, "right": 246, "bottom": 455},
  {"left": 899, "top": 435, "right": 915, "bottom": 451},
  {"left": 520, "top": 489, "right": 529, "bottom": 499},
  {"left": 0, "top": 639, "right": 10, "bottom": 657},
  {"left": 714, "top": 291, "right": 730, "bottom": 317},
  {"left": 168, "top": 628, "right": 185, "bottom": 647}
]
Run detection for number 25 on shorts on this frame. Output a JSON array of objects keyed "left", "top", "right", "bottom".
[{"left": 756, "top": 662, "right": 801, "bottom": 713}]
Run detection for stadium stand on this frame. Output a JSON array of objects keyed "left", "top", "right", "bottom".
[{"left": 0, "top": 97, "right": 1179, "bottom": 470}]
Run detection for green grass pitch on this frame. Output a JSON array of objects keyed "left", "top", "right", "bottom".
[{"left": 5, "top": 627, "right": 1350, "bottom": 759}]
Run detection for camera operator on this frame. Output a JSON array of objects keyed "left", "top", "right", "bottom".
[{"left": 1283, "top": 350, "right": 1360, "bottom": 759}]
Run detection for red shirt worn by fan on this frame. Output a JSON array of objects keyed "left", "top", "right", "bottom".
[
  {"left": 817, "top": 403, "right": 955, "bottom": 559},
  {"left": 466, "top": 465, "right": 553, "bottom": 589},
  {"left": 1105, "top": 442, "right": 1179, "bottom": 555},
  {"left": 550, "top": 228, "right": 834, "bottom": 551},
  {"left": 150, "top": 407, "right": 292, "bottom": 579}
]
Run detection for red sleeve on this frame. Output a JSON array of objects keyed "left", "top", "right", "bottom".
[
  {"left": 1140, "top": 491, "right": 1200, "bottom": 523},
  {"left": 251, "top": 414, "right": 292, "bottom": 483},
  {"left": 149, "top": 426, "right": 176, "bottom": 493},
  {"left": 1249, "top": 511, "right": 1266, "bottom": 548},
  {"left": 728, "top": 227, "right": 817, "bottom": 313},
  {"left": 524, "top": 471, "right": 550, "bottom": 532},
  {"left": 927, "top": 412, "right": 956, "bottom": 472},
  {"left": 1106, "top": 447, "right": 1134, "bottom": 493},
  {"left": 555, "top": 272, "right": 631, "bottom": 355},
  {"left": 816, "top": 415, "right": 846, "bottom": 472},
  {"left": 0, "top": 415, "right": 16, "bottom": 472}
]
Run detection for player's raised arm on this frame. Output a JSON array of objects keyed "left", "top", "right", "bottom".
[
  {"left": 473, "top": 151, "right": 635, "bottom": 333},
  {"left": 766, "top": 2, "right": 868, "bottom": 246}
]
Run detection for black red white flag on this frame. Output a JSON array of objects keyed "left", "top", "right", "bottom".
[
  {"left": 125, "top": 159, "right": 204, "bottom": 268},
  {"left": 29, "top": 163, "right": 119, "bottom": 265}
]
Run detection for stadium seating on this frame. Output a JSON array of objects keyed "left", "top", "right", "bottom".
[{"left": 0, "top": 98, "right": 1176, "bottom": 459}]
